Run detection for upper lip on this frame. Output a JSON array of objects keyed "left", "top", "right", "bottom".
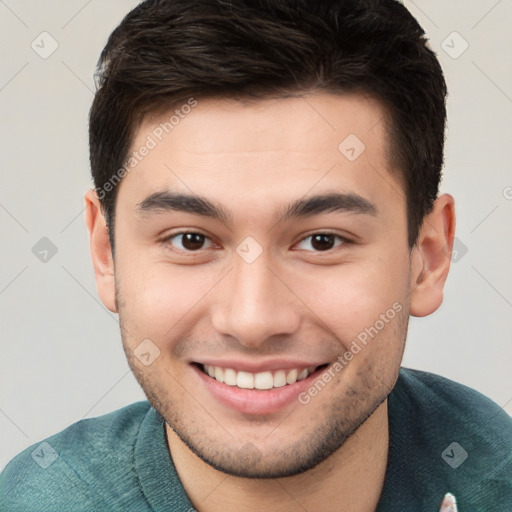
[{"left": 193, "top": 359, "right": 329, "bottom": 373}]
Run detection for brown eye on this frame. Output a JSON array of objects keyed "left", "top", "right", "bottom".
[
  {"left": 296, "top": 233, "right": 346, "bottom": 252},
  {"left": 311, "top": 234, "right": 335, "bottom": 251},
  {"left": 167, "top": 232, "right": 213, "bottom": 251}
]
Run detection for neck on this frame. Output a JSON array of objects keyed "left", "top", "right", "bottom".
[{"left": 166, "top": 400, "right": 389, "bottom": 512}]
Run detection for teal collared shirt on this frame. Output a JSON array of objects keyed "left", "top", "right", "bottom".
[{"left": 2, "top": 368, "right": 511, "bottom": 511}]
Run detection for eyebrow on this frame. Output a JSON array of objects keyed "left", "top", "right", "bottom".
[
  {"left": 280, "top": 192, "right": 377, "bottom": 221},
  {"left": 137, "top": 191, "right": 377, "bottom": 224},
  {"left": 138, "top": 192, "right": 232, "bottom": 224}
]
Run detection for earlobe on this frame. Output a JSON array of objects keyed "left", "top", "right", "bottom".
[
  {"left": 84, "top": 189, "right": 117, "bottom": 313},
  {"left": 409, "top": 193, "right": 456, "bottom": 317}
]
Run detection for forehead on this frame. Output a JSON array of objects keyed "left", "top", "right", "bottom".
[
  {"left": 118, "top": 92, "right": 402, "bottom": 220},
  {"left": 140, "top": 92, "right": 389, "bottom": 157}
]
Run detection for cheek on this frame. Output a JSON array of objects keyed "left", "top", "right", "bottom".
[
  {"left": 115, "top": 257, "right": 217, "bottom": 344},
  {"left": 290, "top": 253, "right": 410, "bottom": 345}
]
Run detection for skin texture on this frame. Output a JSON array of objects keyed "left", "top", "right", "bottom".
[{"left": 85, "top": 92, "right": 455, "bottom": 511}]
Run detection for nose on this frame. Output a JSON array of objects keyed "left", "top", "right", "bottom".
[{"left": 211, "top": 254, "right": 302, "bottom": 349}]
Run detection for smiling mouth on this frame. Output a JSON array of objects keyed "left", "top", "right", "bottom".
[{"left": 196, "top": 363, "right": 329, "bottom": 390}]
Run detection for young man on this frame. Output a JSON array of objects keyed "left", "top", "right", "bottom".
[{"left": 1, "top": 1, "right": 511, "bottom": 510}]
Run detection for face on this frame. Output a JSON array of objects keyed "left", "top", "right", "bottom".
[{"left": 111, "top": 93, "right": 413, "bottom": 478}]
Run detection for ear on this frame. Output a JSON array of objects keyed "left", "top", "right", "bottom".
[
  {"left": 84, "top": 189, "right": 117, "bottom": 313},
  {"left": 409, "top": 193, "right": 456, "bottom": 317}
]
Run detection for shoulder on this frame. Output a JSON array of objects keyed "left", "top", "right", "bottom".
[
  {"left": 390, "top": 368, "right": 512, "bottom": 506},
  {"left": 394, "top": 367, "right": 512, "bottom": 434},
  {"left": 0, "top": 401, "right": 152, "bottom": 512}
]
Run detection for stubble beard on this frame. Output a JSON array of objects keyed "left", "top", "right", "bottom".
[{"left": 115, "top": 280, "right": 409, "bottom": 479}]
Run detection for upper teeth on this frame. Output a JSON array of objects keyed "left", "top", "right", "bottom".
[{"left": 203, "top": 365, "right": 316, "bottom": 390}]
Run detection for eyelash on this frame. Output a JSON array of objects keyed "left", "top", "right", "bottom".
[{"left": 162, "top": 231, "right": 350, "bottom": 253}]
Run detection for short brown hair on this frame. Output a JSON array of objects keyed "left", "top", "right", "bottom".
[{"left": 89, "top": 0, "right": 447, "bottom": 248}]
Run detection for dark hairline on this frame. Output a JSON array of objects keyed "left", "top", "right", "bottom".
[
  {"left": 90, "top": 0, "right": 447, "bottom": 253},
  {"left": 106, "top": 88, "right": 402, "bottom": 252}
]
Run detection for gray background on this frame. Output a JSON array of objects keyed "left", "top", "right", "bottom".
[{"left": 1, "top": 0, "right": 511, "bottom": 470}]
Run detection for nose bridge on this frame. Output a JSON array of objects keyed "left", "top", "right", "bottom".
[{"left": 211, "top": 252, "right": 301, "bottom": 347}]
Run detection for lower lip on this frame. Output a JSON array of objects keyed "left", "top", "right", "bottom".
[{"left": 191, "top": 364, "right": 327, "bottom": 415}]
